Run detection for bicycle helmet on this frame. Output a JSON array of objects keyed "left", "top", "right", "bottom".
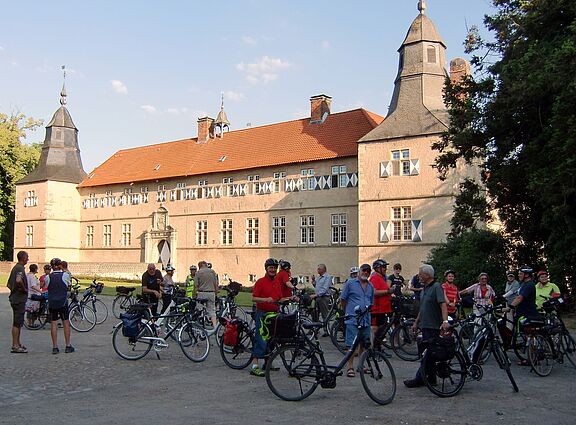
[
  {"left": 279, "top": 260, "right": 291, "bottom": 271},
  {"left": 537, "top": 270, "right": 548, "bottom": 278},
  {"left": 506, "top": 270, "right": 516, "bottom": 277},
  {"left": 264, "top": 258, "right": 279, "bottom": 269},
  {"left": 350, "top": 266, "right": 359, "bottom": 274},
  {"left": 372, "top": 259, "right": 389, "bottom": 269},
  {"left": 519, "top": 265, "right": 533, "bottom": 274},
  {"left": 444, "top": 269, "right": 456, "bottom": 277},
  {"left": 189, "top": 265, "right": 197, "bottom": 270},
  {"left": 165, "top": 265, "right": 175, "bottom": 272}
]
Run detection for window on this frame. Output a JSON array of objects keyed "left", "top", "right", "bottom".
[
  {"left": 331, "top": 165, "right": 348, "bottom": 187},
  {"left": 157, "top": 184, "right": 166, "bottom": 192},
  {"left": 176, "top": 182, "right": 187, "bottom": 189},
  {"left": 298, "top": 276, "right": 310, "bottom": 285},
  {"left": 24, "top": 190, "right": 38, "bottom": 207},
  {"left": 198, "top": 180, "right": 208, "bottom": 186},
  {"left": 427, "top": 46, "right": 437, "bottom": 63},
  {"left": 390, "top": 149, "right": 413, "bottom": 176},
  {"left": 392, "top": 206, "right": 412, "bottom": 241},
  {"left": 248, "top": 174, "right": 261, "bottom": 194},
  {"left": 272, "top": 216, "right": 286, "bottom": 245},
  {"left": 246, "top": 218, "right": 259, "bottom": 245},
  {"left": 273, "top": 172, "right": 286, "bottom": 192},
  {"left": 300, "top": 215, "right": 315, "bottom": 244},
  {"left": 86, "top": 225, "right": 94, "bottom": 247},
  {"left": 25, "top": 226, "right": 33, "bottom": 247},
  {"left": 221, "top": 219, "right": 233, "bottom": 245},
  {"left": 122, "top": 223, "right": 131, "bottom": 246},
  {"left": 331, "top": 213, "right": 347, "bottom": 244},
  {"left": 141, "top": 186, "right": 148, "bottom": 193},
  {"left": 123, "top": 188, "right": 133, "bottom": 194},
  {"left": 196, "top": 221, "right": 208, "bottom": 245},
  {"left": 249, "top": 274, "right": 257, "bottom": 284},
  {"left": 103, "top": 224, "right": 112, "bottom": 247},
  {"left": 223, "top": 177, "right": 234, "bottom": 196},
  {"left": 300, "top": 169, "right": 315, "bottom": 190}
]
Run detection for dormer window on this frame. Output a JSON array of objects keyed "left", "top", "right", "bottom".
[{"left": 154, "top": 164, "right": 161, "bottom": 171}]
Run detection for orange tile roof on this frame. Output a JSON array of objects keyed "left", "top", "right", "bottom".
[{"left": 79, "top": 108, "right": 383, "bottom": 188}]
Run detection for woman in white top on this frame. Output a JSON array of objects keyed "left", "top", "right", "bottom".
[
  {"left": 25, "top": 264, "right": 42, "bottom": 314},
  {"left": 460, "top": 272, "right": 496, "bottom": 316}
]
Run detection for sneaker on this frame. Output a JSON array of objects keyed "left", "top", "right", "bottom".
[
  {"left": 52, "top": 347, "right": 59, "bottom": 355},
  {"left": 250, "top": 366, "right": 265, "bottom": 377},
  {"left": 65, "top": 345, "right": 75, "bottom": 353},
  {"left": 403, "top": 378, "right": 424, "bottom": 388}
]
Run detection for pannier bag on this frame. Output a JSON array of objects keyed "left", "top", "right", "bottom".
[
  {"left": 497, "top": 317, "right": 513, "bottom": 349},
  {"left": 30, "top": 293, "right": 46, "bottom": 302},
  {"left": 120, "top": 312, "right": 142, "bottom": 338},
  {"left": 260, "top": 312, "right": 298, "bottom": 341},
  {"left": 223, "top": 320, "right": 239, "bottom": 346},
  {"left": 427, "top": 335, "right": 456, "bottom": 361}
]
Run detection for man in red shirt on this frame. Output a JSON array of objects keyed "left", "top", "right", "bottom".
[
  {"left": 250, "top": 258, "right": 281, "bottom": 377},
  {"left": 275, "top": 260, "right": 296, "bottom": 299},
  {"left": 370, "top": 259, "right": 394, "bottom": 355}
]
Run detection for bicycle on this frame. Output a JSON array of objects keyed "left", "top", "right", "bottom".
[
  {"left": 265, "top": 306, "right": 396, "bottom": 405},
  {"left": 24, "top": 292, "right": 50, "bottom": 330},
  {"left": 421, "top": 305, "right": 519, "bottom": 397},
  {"left": 525, "top": 295, "right": 576, "bottom": 376},
  {"left": 68, "top": 283, "right": 97, "bottom": 332},
  {"left": 80, "top": 280, "right": 108, "bottom": 324},
  {"left": 112, "top": 297, "right": 209, "bottom": 362},
  {"left": 112, "top": 286, "right": 137, "bottom": 318}
]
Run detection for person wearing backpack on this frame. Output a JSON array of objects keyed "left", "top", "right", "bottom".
[{"left": 45, "top": 258, "right": 74, "bottom": 354}]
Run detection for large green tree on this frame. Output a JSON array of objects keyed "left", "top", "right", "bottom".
[
  {"left": 0, "top": 113, "right": 42, "bottom": 259},
  {"left": 434, "top": 0, "right": 576, "bottom": 286}
]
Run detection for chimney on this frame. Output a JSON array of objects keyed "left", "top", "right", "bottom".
[
  {"left": 310, "top": 94, "right": 332, "bottom": 124},
  {"left": 449, "top": 58, "right": 471, "bottom": 84},
  {"left": 197, "top": 116, "right": 214, "bottom": 143}
]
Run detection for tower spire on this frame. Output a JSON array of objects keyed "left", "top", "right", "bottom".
[
  {"left": 60, "top": 65, "right": 67, "bottom": 106},
  {"left": 418, "top": 0, "right": 427, "bottom": 14},
  {"left": 214, "top": 92, "right": 231, "bottom": 137}
]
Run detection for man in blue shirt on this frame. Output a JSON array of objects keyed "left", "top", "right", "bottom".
[
  {"left": 312, "top": 264, "right": 333, "bottom": 335},
  {"left": 340, "top": 263, "right": 374, "bottom": 377}
]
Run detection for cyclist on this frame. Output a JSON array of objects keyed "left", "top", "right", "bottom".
[
  {"left": 388, "top": 263, "right": 405, "bottom": 296},
  {"left": 535, "top": 271, "right": 561, "bottom": 310},
  {"left": 341, "top": 263, "right": 374, "bottom": 378},
  {"left": 441, "top": 270, "right": 459, "bottom": 318},
  {"left": 142, "top": 263, "right": 163, "bottom": 316},
  {"left": 25, "top": 264, "right": 42, "bottom": 323},
  {"left": 408, "top": 273, "right": 423, "bottom": 311},
  {"left": 502, "top": 271, "right": 520, "bottom": 307},
  {"left": 160, "top": 265, "right": 176, "bottom": 314},
  {"left": 39, "top": 264, "right": 51, "bottom": 293},
  {"left": 460, "top": 273, "right": 495, "bottom": 315},
  {"left": 370, "top": 259, "right": 394, "bottom": 353},
  {"left": 195, "top": 261, "right": 219, "bottom": 327},
  {"left": 45, "top": 258, "right": 74, "bottom": 354},
  {"left": 312, "top": 264, "right": 333, "bottom": 328},
  {"left": 275, "top": 260, "right": 296, "bottom": 299},
  {"left": 250, "top": 258, "right": 282, "bottom": 377},
  {"left": 506, "top": 265, "right": 539, "bottom": 365},
  {"left": 8, "top": 251, "right": 29, "bottom": 353},
  {"left": 185, "top": 265, "right": 197, "bottom": 298},
  {"left": 404, "top": 264, "right": 449, "bottom": 388}
]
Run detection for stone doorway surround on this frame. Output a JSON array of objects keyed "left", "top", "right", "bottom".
[{"left": 144, "top": 206, "right": 177, "bottom": 272}]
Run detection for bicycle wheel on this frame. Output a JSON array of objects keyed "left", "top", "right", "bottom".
[
  {"left": 69, "top": 304, "right": 96, "bottom": 332},
  {"left": 527, "top": 334, "right": 554, "bottom": 377},
  {"left": 24, "top": 310, "right": 44, "bottom": 330},
  {"left": 265, "top": 344, "right": 320, "bottom": 402},
  {"left": 391, "top": 323, "right": 420, "bottom": 361},
  {"left": 112, "top": 295, "right": 134, "bottom": 319},
  {"left": 220, "top": 326, "right": 254, "bottom": 369},
  {"left": 329, "top": 319, "right": 347, "bottom": 354},
  {"left": 560, "top": 332, "right": 576, "bottom": 368},
  {"left": 112, "top": 323, "right": 153, "bottom": 360},
  {"left": 358, "top": 349, "right": 397, "bottom": 405},
  {"left": 422, "top": 351, "right": 466, "bottom": 398},
  {"left": 92, "top": 299, "right": 109, "bottom": 324},
  {"left": 178, "top": 322, "right": 210, "bottom": 362},
  {"left": 513, "top": 331, "right": 528, "bottom": 361},
  {"left": 491, "top": 340, "right": 519, "bottom": 392}
]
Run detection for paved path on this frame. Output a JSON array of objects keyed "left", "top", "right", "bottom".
[{"left": 1, "top": 294, "right": 575, "bottom": 425}]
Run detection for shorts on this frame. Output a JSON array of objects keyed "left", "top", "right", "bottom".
[
  {"left": 11, "top": 302, "right": 25, "bottom": 328},
  {"left": 49, "top": 305, "right": 70, "bottom": 321},
  {"left": 197, "top": 291, "right": 216, "bottom": 317},
  {"left": 345, "top": 323, "right": 371, "bottom": 348},
  {"left": 371, "top": 313, "right": 391, "bottom": 327}
]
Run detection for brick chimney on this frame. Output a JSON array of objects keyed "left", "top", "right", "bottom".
[
  {"left": 310, "top": 94, "right": 332, "bottom": 124},
  {"left": 449, "top": 58, "right": 471, "bottom": 84},
  {"left": 197, "top": 116, "right": 214, "bottom": 143}
]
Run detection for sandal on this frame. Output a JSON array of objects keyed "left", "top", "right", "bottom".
[
  {"left": 346, "top": 368, "right": 356, "bottom": 377},
  {"left": 11, "top": 346, "right": 27, "bottom": 353}
]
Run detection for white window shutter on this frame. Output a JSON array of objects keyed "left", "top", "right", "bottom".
[
  {"left": 411, "top": 219, "right": 422, "bottom": 242},
  {"left": 410, "top": 159, "right": 420, "bottom": 176},
  {"left": 378, "top": 221, "right": 390, "bottom": 243},
  {"left": 380, "top": 161, "right": 391, "bottom": 178}
]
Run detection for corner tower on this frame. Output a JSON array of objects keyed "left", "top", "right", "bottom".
[
  {"left": 357, "top": 1, "right": 471, "bottom": 274},
  {"left": 14, "top": 79, "right": 86, "bottom": 263}
]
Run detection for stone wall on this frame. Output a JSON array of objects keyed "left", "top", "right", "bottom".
[
  {"left": 0, "top": 262, "right": 13, "bottom": 274},
  {"left": 68, "top": 262, "right": 159, "bottom": 281}
]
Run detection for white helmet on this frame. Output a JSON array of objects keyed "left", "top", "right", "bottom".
[{"left": 350, "top": 266, "right": 359, "bottom": 274}]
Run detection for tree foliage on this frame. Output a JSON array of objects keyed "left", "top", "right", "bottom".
[
  {"left": 0, "top": 113, "right": 42, "bottom": 259},
  {"left": 434, "top": 0, "right": 576, "bottom": 286},
  {"left": 427, "top": 229, "right": 509, "bottom": 294}
]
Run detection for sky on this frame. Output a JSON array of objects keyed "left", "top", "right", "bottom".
[{"left": 0, "top": 0, "right": 495, "bottom": 173}]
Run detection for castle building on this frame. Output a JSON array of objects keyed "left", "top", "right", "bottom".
[{"left": 14, "top": 2, "right": 471, "bottom": 284}]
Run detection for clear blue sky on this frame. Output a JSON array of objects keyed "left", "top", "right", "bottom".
[{"left": 0, "top": 0, "right": 494, "bottom": 173}]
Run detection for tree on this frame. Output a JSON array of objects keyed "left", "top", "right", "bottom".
[
  {"left": 427, "top": 229, "right": 509, "bottom": 294},
  {"left": 0, "top": 112, "right": 42, "bottom": 259},
  {"left": 433, "top": 0, "right": 576, "bottom": 287}
]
